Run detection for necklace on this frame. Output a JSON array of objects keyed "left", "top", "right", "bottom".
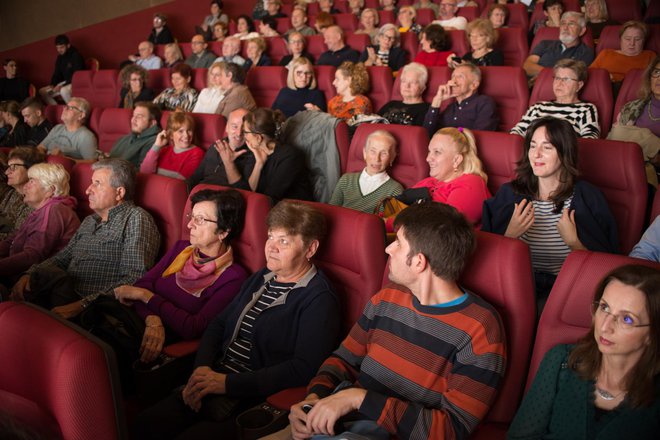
[
  {"left": 595, "top": 383, "right": 625, "bottom": 401},
  {"left": 648, "top": 101, "right": 660, "bottom": 122}
]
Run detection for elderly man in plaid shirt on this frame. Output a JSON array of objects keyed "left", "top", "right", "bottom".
[{"left": 11, "top": 158, "right": 160, "bottom": 320}]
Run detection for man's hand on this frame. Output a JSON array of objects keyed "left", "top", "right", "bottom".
[
  {"left": 10, "top": 275, "right": 30, "bottom": 301},
  {"left": 51, "top": 300, "right": 84, "bottom": 319},
  {"left": 431, "top": 82, "right": 454, "bottom": 108},
  {"left": 305, "top": 388, "right": 367, "bottom": 436},
  {"left": 215, "top": 138, "right": 246, "bottom": 165},
  {"left": 289, "top": 394, "right": 320, "bottom": 440},
  {"left": 181, "top": 366, "right": 227, "bottom": 411}
]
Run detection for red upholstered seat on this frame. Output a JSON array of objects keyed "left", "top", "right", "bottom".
[
  {"left": 334, "top": 13, "right": 359, "bottom": 32},
  {"left": 503, "top": 3, "right": 529, "bottom": 30},
  {"left": 604, "top": 0, "right": 642, "bottom": 22},
  {"left": 529, "top": 68, "right": 613, "bottom": 137},
  {"left": 577, "top": 138, "right": 648, "bottom": 254},
  {"left": 399, "top": 31, "right": 419, "bottom": 60},
  {"left": 0, "top": 302, "right": 127, "bottom": 440},
  {"left": 145, "top": 68, "right": 172, "bottom": 94},
  {"left": 88, "top": 107, "right": 103, "bottom": 135},
  {"left": 366, "top": 66, "right": 393, "bottom": 112},
  {"left": 526, "top": 250, "right": 659, "bottom": 390},
  {"left": 46, "top": 154, "right": 76, "bottom": 175},
  {"left": 457, "top": 6, "right": 479, "bottom": 21},
  {"left": 530, "top": 26, "right": 594, "bottom": 52},
  {"left": 179, "top": 42, "right": 193, "bottom": 59},
  {"left": 652, "top": 187, "right": 660, "bottom": 221},
  {"left": 391, "top": 65, "right": 452, "bottom": 108},
  {"left": 190, "top": 113, "right": 227, "bottom": 150},
  {"left": 416, "top": 8, "right": 436, "bottom": 26},
  {"left": 265, "top": 36, "right": 289, "bottom": 64},
  {"left": 246, "top": 66, "right": 288, "bottom": 107},
  {"left": 494, "top": 27, "right": 529, "bottom": 67},
  {"left": 69, "top": 162, "right": 94, "bottom": 219},
  {"left": 447, "top": 29, "right": 469, "bottom": 56},
  {"left": 97, "top": 108, "right": 132, "bottom": 153},
  {"left": 347, "top": 123, "right": 429, "bottom": 188},
  {"left": 336, "top": 120, "right": 351, "bottom": 173},
  {"left": 43, "top": 104, "right": 65, "bottom": 125},
  {"left": 71, "top": 70, "right": 95, "bottom": 103},
  {"left": 479, "top": 66, "right": 529, "bottom": 132},
  {"left": 472, "top": 130, "right": 523, "bottom": 196},
  {"left": 613, "top": 68, "right": 644, "bottom": 122},
  {"left": 345, "top": 32, "right": 370, "bottom": 53},
  {"left": 306, "top": 34, "right": 327, "bottom": 60},
  {"left": 377, "top": 9, "right": 395, "bottom": 25},
  {"left": 91, "top": 69, "right": 120, "bottom": 108},
  {"left": 192, "top": 68, "right": 208, "bottom": 91},
  {"left": 314, "top": 65, "right": 338, "bottom": 103}
]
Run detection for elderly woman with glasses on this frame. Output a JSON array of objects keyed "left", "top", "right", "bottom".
[
  {"left": 272, "top": 57, "right": 326, "bottom": 118},
  {"left": 359, "top": 23, "right": 408, "bottom": 72},
  {"left": 118, "top": 64, "right": 155, "bottom": 109},
  {"left": 135, "top": 200, "right": 340, "bottom": 439},
  {"left": 511, "top": 59, "right": 600, "bottom": 139},
  {"left": 279, "top": 31, "right": 315, "bottom": 67},
  {"left": 508, "top": 265, "right": 660, "bottom": 439},
  {"left": 0, "top": 163, "right": 79, "bottom": 287},
  {"left": 114, "top": 189, "right": 248, "bottom": 364}
]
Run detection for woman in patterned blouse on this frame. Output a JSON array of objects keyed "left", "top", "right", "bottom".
[{"left": 152, "top": 63, "right": 198, "bottom": 112}]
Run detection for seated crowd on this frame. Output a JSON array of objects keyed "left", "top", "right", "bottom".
[{"left": 1, "top": 0, "right": 659, "bottom": 438}]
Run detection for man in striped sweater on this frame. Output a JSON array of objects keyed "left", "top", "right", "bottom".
[{"left": 288, "top": 202, "right": 506, "bottom": 440}]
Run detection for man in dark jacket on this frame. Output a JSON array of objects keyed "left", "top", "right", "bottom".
[{"left": 38, "top": 34, "right": 85, "bottom": 105}]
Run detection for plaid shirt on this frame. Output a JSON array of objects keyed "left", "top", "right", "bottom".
[{"left": 29, "top": 201, "right": 160, "bottom": 301}]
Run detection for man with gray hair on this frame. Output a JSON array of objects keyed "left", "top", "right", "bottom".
[
  {"left": 11, "top": 158, "right": 160, "bottom": 322},
  {"left": 317, "top": 25, "right": 359, "bottom": 67},
  {"left": 37, "top": 97, "right": 98, "bottom": 160},
  {"left": 523, "top": 11, "right": 594, "bottom": 80},
  {"left": 129, "top": 41, "right": 163, "bottom": 70}
]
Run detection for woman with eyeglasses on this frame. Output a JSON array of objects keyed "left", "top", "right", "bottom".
[
  {"left": 359, "top": 23, "right": 408, "bottom": 72},
  {"left": 118, "top": 64, "right": 155, "bottom": 109},
  {"left": 508, "top": 265, "right": 660, "bottom": 439},
  {"left": 510, "top": 59, "right": 600, "bottom": 139},
  {"left": 484, "top": 117, "right": 618, "bottom": 302},
  {"left": 134, "top": 200, "right": 340, "bottom": 439},
  {"left": 272, "top": 57, "right": 326, "bottom": 118},
  {"left": 278, "top": 31, "right": 314, "bottom": 68},
  {"left": 114, "top": 189, "right": 248, "bottom": 365}
]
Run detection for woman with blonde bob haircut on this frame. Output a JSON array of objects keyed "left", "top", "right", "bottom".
[
  {"left": 192, "top": 61, "right": 227, "bottom": 114},
  {"left": 272, "top": 57, "right": 326, "bottom": 117}
]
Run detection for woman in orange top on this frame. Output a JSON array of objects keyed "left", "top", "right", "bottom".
[{"left": 326, "top": 61, "right": 373, "bottom": 121}]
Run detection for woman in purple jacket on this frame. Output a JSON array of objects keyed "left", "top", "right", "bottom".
[{"left": 114, "top": 189, "right": 248, "bottom": 364}]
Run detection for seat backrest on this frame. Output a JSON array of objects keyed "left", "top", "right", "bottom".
[
  {"left": 460, "top": 231, "right": 536, "bottom": 424},
  {"left": 529, "top": 68, "right": 613, "bottom": 136},
  {"left": 183, "top": 184, "right": 270, "bottom": 274},
  {"left": 604, "top": 0, "right": 642, "bottom": 22},
  {"left": 192, "top": 68, "right": 208, "bottom": 91},
  {"left": 179, "top": 42, "right": 194, "bottom": 59},
  {"left": 314, "top": 65, "right": 338, "bottom": 103},
  {"left": 70, "top": 162, "right": 94, "bottom": 219},
  {"left": 505, "top": 3, "right": 530, "bottom": 30},
  {"left": 595, "top": 25, "right": 620, "bottom": 54},
  {"left": 493, "top": 27, "right": 529, "bottom": 67},
  {"left": 457, "top": 6, "right": 479, "bottom": 21},
  {"left": 345, "top": 32, "right": 371, "bottom": 53},
  {"left": 447, "top": 29, "right": 469, "bottom": 56},
  {"left": 399, "top": 31, "right": 419, "bottom": 60},
  {"left": 645, "top": 24, "right": 660, "bottom": 55},
  {"left": 246, "top": 66, "right": 288, "bottom": 107},
  {"left": 479, "top": 66, "right": 529, "bottom": 132},
  {"left": 416, "top": 8, "right": 436, "bottom": 26},
  {"left": 377, "top": 9, "right": 395, "bottom": 25},
  {"left": 613, "top": 68, "right": 644, "bottom": 121},
  {"left": 366, "top": 66, "right": 393, "bottom": 111},
  {"left": 265, "top": 36, "right": 290, "bottom": 64},
  {"left": 71, "top": 70, "right": 95, "bottom": 103},
  {"left": 472, "top": 130, "right": 523, "bottom": 196},
  {"left": 306, "top": 34, "right": 327, "bottom": 60},
  {"left": 527, "top": 250, "right": 659, "bottom": 390},
  {"left": 190, "top": 112, "right": 227, "bottom": 150},
  {"left": 336, "top": 120, "right": 351, "bottom": 174},
  {"left": 0, "top": 302, "right": 127, "bottom": 440},
  {"left": 300, "top": 201, "right": 386, "bottom": 335},
  {"left": 46, "top": 154, "right": 76, "bottom": 175},
  {"left": 44, "top": 104, "right": 66, "bottom": 125},
  {"left": 577, "top": 138, "right": 648, "bottom": 254},
  {"left": 347, "top": 123, "right": 429, "bottom": 188},
  {"left": 145, "top": 68, "right": 172, "bottom": 94},
  {"left": 653, "top": 187, "right": 660, "bottom": 221},
  {"left": 530, "top": 26, "right": 594, "bottom": 52},
  {"left": 97, "top": 108, "right": 133, "bottom": 153},
  {"left": 334, "top": 13, "right": 359, "bottom": 32},
  {"left": 91, "top": 69, "right": 120, "bottom": 108}
]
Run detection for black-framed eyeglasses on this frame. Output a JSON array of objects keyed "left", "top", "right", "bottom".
[
  {"left": 6, "top": 163, "right": 27, "bottom": 172},
  {"left": 186, "top": 213, "right": 218, "bottom": 226},
  {"left": 243, "top": 130, "right": 261, "bottom": 135}
]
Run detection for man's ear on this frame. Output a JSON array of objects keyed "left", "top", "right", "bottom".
[{"left": 116, "top": 186, "right": 126, "bottom": 202}]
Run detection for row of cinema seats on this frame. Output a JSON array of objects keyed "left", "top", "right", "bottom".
[
  {"left": 3, "top": 174, "right": 658, "bottom": 440},
  {"left": 71, "top": 63, "right": 645, "bottom": 135}
]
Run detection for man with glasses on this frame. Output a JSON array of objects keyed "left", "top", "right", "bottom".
[
  {"left": 38, "top": 34, "right": 85, "bottom": 105},
  {"left": 0, "top": 59, "right": 29, "bottom": 102},
  {"left": 109, "top": 102, "right": 162, "bottom": 167},
  {"left": 433, "top": 0, "right": 467, "bottom": 30},
  {"left": 37, "top": 97, "right": 98, "bottom": 160},
  {"left": 20, "top": 98, "right": 52, "bottom": 146},
  {"left": 185, "top": 35, "right": 217, "bottom": 69},
  {"left": 129, "top": 41, "right": 163, "bottom": 70},
  {"left": 523, "top": 11, "right": 594, "bottom": 82}
]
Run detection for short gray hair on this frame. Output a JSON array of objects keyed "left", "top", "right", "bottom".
[
  {"left": 364, "top": 129, "right": 398, "bottom": 156},
  {"left": 27, "top": 163, "right": 70, "bottom": 197},
  {"left": 92, "top": 158, "right": 137, "bottom": 202},
  {"left": 562, "top": 11, "right": 586, "bottom": 30},
  {"left": 456, "top": 62, "right": 481, "bottom": 83},
  {"left": 375, "top": 23, "right": 400, "bottom": 47},
  {"left": 401, "top": 62, "right": 428, "bottom": 88},
  {"left": 70, "top": 97, "right": 91, "bottom": 123}
]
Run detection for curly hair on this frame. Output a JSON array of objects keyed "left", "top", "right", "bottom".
[
  {"left": 337, "top": 61, "right": 370, "bottom": 95},
  {"left": 119, "top": 64, "right": 148, "bottom": 89}
]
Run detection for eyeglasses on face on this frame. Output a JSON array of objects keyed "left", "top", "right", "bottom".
[
  {"left": 591, "top": 301, "right": 650, "bottom": 330},
  {"left": 186, "top": 213, "right": 218, "bottom": 226},
  {"left": 651, "top": 69, "right": 660, "bottom": 78},
  {"left": 6, "top": 163, "right": 26, "bottom": 172},
  {"left": 65, "top": 104, "right": 83, "bottom": 113},
  {"left": 552, "top": 76, "right": 578, "bottom": 83}
]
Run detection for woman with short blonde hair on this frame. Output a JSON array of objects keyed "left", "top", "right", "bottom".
[{"left": 272, "top": 57, "right": 326, "bottom": 117}]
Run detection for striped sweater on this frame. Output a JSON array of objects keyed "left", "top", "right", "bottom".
[
  {"left": 308, "top": 287, "right": 506, "bottom": 440},
  {"left": 510, "top": 101, "right": 600, "bottom": 139}
]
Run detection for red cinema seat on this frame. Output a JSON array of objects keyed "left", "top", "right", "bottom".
[
  {"left": 577, "top": 138, "right": 648, "bottom": 254},
  {"left": 613, "top": 68, "right": 644, "bottom": 122},
  {"left": 604, "top": 0, "right": 642, "bottom": 23},
  {"left": 526, "top": 250, "right": 660, "bottom": 390},
  {"left": 192, "top": 68, "right": 209, "bottom": 91},
  {"left": 494, "top": 27, "right": 529, "bottom": 67},
  {"left": 447, "top": 29, "right": 469, "bottom": 56},
  {"left": 457, "top": 6, "right": 479, "bottom": 21},
  {"left": 416, "top": 8, "right": 436, "bottom": 26},
  {"left": 392, "top": 66, "right": 452, "bottom": 109},
  {"left": 91, "top": 69, "right": 120, "bottom": 108},
  {"left": 46, "top": 154, "right": 76, "bottom": 175},
  {"left": 307, "top": 2, "right": 319, "bottom": 15},
  {"left": 460, "top": 231, "right": 536, "bottom": 440},
  {"left": 0, "top": 302, "right": 127, "bottom": 440},
  {"left": 595, "top": 25, "right": 621, "bottom": 54},
  {"left": 179, "top": 42, "right": 194, "bottom": 59},
  {"left": 366, "top": 66, "right": 394, "bottom": 112},
  {"left": 275, "top": 17, "right": 291, "bottom": 34},
  {"left": 191, "top": 113, "right": 227, "bottom": 149},
  {"left": 267, "top": 201, "right": 387, "bottom": 410},
  {"left": 529, "top": 0, "right": 581, "bottom": 31},
  {"left": 145, "top": 68, "right": 172, "bottom": 94},
  {"left": 348, "top": 123, "right": 429, "bottom": 188},
  {"left": 652, "top": 187, "right": 660, "bottom": 221},
  {"left": 306, "top": 34, "right": 327, "bottom": 60},
  {"left": 88, "top": 107, "right": 104, "bottom": 135},
  {"left": 479, "top": 66, "right": 529, "bottom": 132},
  {"left": 503, "top": 3, "right": 529, "bottom": 30},
  {"left": 43, "top": 104, "right": 66, "bottom": 125},
  {"left": 530, "top": 26, "right": 594, "bottom": 52},
  {"left": 336, "top": 120, "right": 351, "bottom": 173},
  {"left": 71, "top": 70, "right": 95, "bottom": 104},
  {"left": 364, "top": 0, "right": 378, "bottom": 8},
  {"left": 246, "top": 66, "right": 287, "bottom": 107},
  {"left": 314, "top": 65, "right": 338, "bottom": 103},
  {"left": 399, "top": 31, "right": 419, "bottom": 60},
  {"left": 345, "top": 32, "right": 371, "bottom": 53},
  {"left": 265, "top": 36, "right": 289, "bottom": 64},
  {"left": 97, "top": 108, "right": 132, "bottom": 153},
  {"left": 529, "top": 68, "right": 613, "bottom": 137},
  {"left": 644, "top": 25, "right": 660, "bottom": 56},
  {"left": 154, "top": 44, "right": 167, "bottom": 59},
  {"left": 472, "top": 130, "right": 523, "bottom": 196},
  {"left": 208, "top": 41, "right": 223, "bottom": 56},
  {"left": 69, "top": 163, "right": 94, "bottom": 218},
  {"left": 377, "top": 9, "right": 395, "bottom": 25},
  {"left": 334, "top": 13, "right": 359, "bottom": 32}
]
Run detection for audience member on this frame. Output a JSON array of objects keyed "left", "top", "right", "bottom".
[
  {"left": 192, "top": 62, "right": 225, "bottom": 114},
  {"left": 243, "top": 37, "right": 272, "bottom": 70},
  {"left": 355, "top": 8, "right": 380, "bottom": 40},
  {"left": 0, "top": 59, "right": 29, "bottom": 103},
  {"left": 214, "top": 37, "right": 246, "bottom": 67},
  {"left": 185, "top": 35, "right": 217, "bottom": 69},
  {"left": 129, "top": 41, "right": 163, "bottom": 70},
  {"left": 148, "top": 13, "right": 175, "bottom": 45},
  {"left": 212, "top": 62, "right": 256, "bottom": 118},
  {"left": 359, "top": 24, "right": 408, "bottom": 72},
  {"left": 414, "top": 24, "right": 452, "bottom": 67},
  {"left": 252, "top": 0, "right": 268, "bottom": 19},
  {"left": 630, "top": 217, "right": 660, "bottom": 262},
  {"left": 531, "top": 0, "right": 564, "bottom": 36},
  {"left": 397, "top": 6, "right": 422, "bottom": 35},
  {"left": 590, "top": 21, "right": 656, "bottom": 83},
  {"left": 483, "top": 117, "right": 618, "bottom": 300},
  {"left": 37, "top": 97, "right": 98, "bottom": 160},
  {"left": 413, "top": 0, "right": 439, "bottom": 18},
  {"left": 523, "top": 11, "right": 594, "bottom": 81},
  {"left": 378, "top": 62, "right": 430, "bottom": 125},
  {"left": 318, "top": 0, "right": 340, "bottom": 15},
  {"left": 264, "top": 0, "right": 287, "bottom": 18},
  {"left": 39, "top": 34, "right": 85, "bottom": 105},
  {"left": 197, "top": 0, "right": 229, "bottom": 41},
  {"left": 584, "top": 0, "right": 616, "bottom": 41},
  {"left": 279, "top": 31, "right": 315, "bottom": 67},
  {"left": 118, "top": 64, "right": 155, "bottom": 109},
  {"left": 327, "top": 61, "right": 372, "bottom": 121},
  {"left": 433, "top": 0, "right": 467, "bottom": 30},
  {"left": 109, "top": 102, "right": 161, "bottom": 168},
  {"left": 329, "top": 130, "right": 403, "bottom": 213},
  {"left": 163, "top": 43, "right": 184, "bottom": 68},
  {"left": 0, "top": 101, "right": 29, "bottom": 147},
  {"left": 284, "top": 7, "right": 316, "bottom": 38},
  {"left": 451, "top": 18, "right": 504, "bottom": 67},
  {"left": 512, "top": 59, "right": 600, "bottom": 138},
  {"left": 212, "top": 22, "right": 229, "bottom": 42},
  {"left": 235, "top": 108, "right": 311, "bottom": 201},
  {"left": 286, "top": 201, "right": 505, "bottom": 440},
  {"left": 508, "top": 265, "right": 660, "bottom": 439},
  {"left": 134, "top": 200, "right": 339, "bottom": 439},
  {"left": 187, "top": 108, "right": 255, "bottom": 190},
  {"left": 424, "top": 63, "right": 499, "bottom": 135},
  {"left": 313, "top": 12, "right": 335, "bottom": 34},
  {"left": 259, "top": 16, "right": 281, "bottom": 38},
  {"left": 20, "top": 98, "right": 52, "bottom": 147},
  {"left": 272, "top": 57, "right": 327, "bottom": 118},
  {"left": 316, "top": 25, "right": 360, "bottom": 67},
  {"left": 347, "top": 0, "right": 365, "bottom": 16},
  {"left": 233, "top": 15, "right": 259, "bottom": 40},
  {"left": 0, "top": 163, "right": 79, "bottom": 285},
  {"left": 114, "top": 189, "right": 247, "bottom": 364},
  {"left": 487, "top": 3, "right": 508, "bottom": 29},
  {"left": 11, "top": 158, "right": 160, "bottom": 321},
  {"left": 140, "top": 112, "right": 204, "bottom": 180},
  {"left": 153, "top": 63, "right": 199, "bottom": 112},
  {"left": 379, "top": 0, "right": 397, "bottom": 13}
]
